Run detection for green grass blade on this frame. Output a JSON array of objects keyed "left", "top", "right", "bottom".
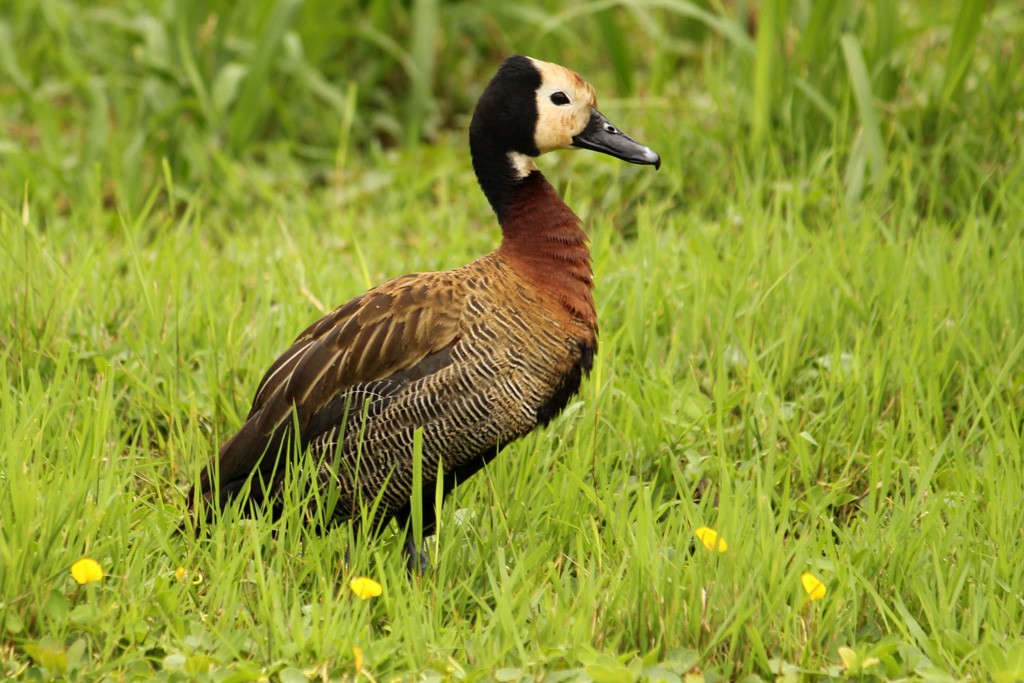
[
  {"left": 840, "top": 32, "right": 886, "bottom": 194},
  {"left": 405, "top": 0, "right": 439, "bottom": 144},
  {"left": 174, "top": 1, "right": 214, "bottom": 125},
  {"left": 594, "top": 7, "right": 634, "bottom": 93},
  {"left": 228, "top": 0, "right": 304, "bottom": 153},
  {"left": 751, "top": 0, "right": 786, "bottom": 145},
  {"left": 0, "top": 20, "right": 30, "bottom": 92},
  {"left": 410, "top": 427, "right": 425, "bottom": 558},
  {"left": 941, "top": 0, "right": 987, "bottom": 108}
]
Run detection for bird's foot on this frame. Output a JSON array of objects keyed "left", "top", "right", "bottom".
[{"left": 403, "top": 537, "right": 430, "bottom": 575}]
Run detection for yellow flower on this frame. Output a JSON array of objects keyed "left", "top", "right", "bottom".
[
  {"left": 801, "top": 572, "right": 827, "bottom": 601},
  {"left": 353, "top": 645, "right": 364, "bottom": 673},
  {"left": 175, "top": 566, "right": 204, "bottom": 585},
  {"left": 349, "top": 576, "right": 383, "bottom": 600},
  {"left": 694, "top": 526, "right": 728, "bottom": 552},
  {"left": 71, "top": 558, "right": 104, "bottom": 585}
]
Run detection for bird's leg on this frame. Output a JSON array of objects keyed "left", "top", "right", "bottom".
[
  {"left": 393, "top": 501, "right": 438, "bottom": 575},
  {"left": 402, "top": 535, "right": 430, "bottom": 575}
]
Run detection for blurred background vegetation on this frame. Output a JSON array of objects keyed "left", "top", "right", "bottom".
[{"left": 2, "top": 0, "right": 1020, "bottom": 221}]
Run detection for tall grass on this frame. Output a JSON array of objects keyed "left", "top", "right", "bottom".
[
  {"left": 3, "top": 0, "right": 1024, "bottom": 680},
  {"left": 3, "top": 0, "right": 1017, "bottom": 211}
]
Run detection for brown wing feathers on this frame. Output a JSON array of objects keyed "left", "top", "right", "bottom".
[{"left": 197, "top": 274, "right": 464, "bottom": 510}]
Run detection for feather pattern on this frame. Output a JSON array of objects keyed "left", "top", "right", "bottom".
[{"left": 199, "top": 222, "right": 594, "bottom": 533}]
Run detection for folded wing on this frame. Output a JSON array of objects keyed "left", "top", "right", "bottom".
[{"left": 194, "top": 272, "right": 464, "bottom": 512}]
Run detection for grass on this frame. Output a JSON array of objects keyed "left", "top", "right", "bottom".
[{"left": 3, "top": 0, "right": 1024, "bottom": 680}]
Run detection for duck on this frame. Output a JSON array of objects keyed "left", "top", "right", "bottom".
[{"left": 189, "top": 55, "right": 660, "bottom": 568}]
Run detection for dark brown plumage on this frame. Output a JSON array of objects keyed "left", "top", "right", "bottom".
[{"left": 189, "top": 56, "right": 660, "bottom": 566}]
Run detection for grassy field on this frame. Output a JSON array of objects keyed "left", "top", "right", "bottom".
[{"left": 3, "top": 0, "right": 1024, "bottom": 680}]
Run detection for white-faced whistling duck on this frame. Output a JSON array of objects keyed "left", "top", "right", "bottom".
[{"left": 190, "top": 56, "right": 660, "bottom": 569}]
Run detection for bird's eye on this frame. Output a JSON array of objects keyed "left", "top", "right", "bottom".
[{"left": 550, "top": 91, "right": 570, "bottom": 106}]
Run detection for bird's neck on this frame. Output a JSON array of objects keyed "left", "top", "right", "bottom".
[
  {"left": 471, "top": 135, "right": 529, "bottom": 222},
  {"left": 494, "top": 171, "right": 597, "bottom": 336}
]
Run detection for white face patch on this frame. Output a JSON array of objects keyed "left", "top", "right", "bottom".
[{"left": 527, "top": 57, "right": 598, "bottom": 154}]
